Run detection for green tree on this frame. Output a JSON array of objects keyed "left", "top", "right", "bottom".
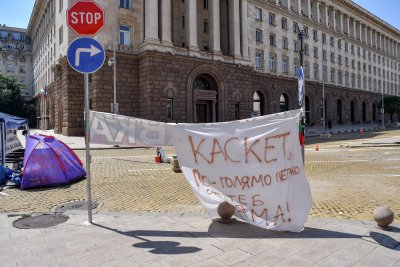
[
  {"left": 379, "top": 96, "right": 400, "bottom": 121},
  {"left": 0, "top": 73, "right": 36, "bottom": 127}
]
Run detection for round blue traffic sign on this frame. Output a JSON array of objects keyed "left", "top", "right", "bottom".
[{"left": 67, "top": 37, "right": 105, "bottom": 74}]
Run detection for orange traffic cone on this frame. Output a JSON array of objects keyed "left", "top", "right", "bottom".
[{"left": 315, "top": 144, "right": 319, "bottom": 151}]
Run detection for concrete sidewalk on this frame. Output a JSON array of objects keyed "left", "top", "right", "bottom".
[{"left": 0, "top": 211, "right": 399, "bottom": 266}]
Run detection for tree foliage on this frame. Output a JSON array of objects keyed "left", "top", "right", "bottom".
[
  {"left": 379, "top": 96, "right": 400, "bottom": 116},
  {"left": 0, "top": 73, "right": 36, "bottom": 127}
]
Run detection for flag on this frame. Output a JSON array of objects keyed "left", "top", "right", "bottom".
[{"left": 298, "top": 67, "right": 304, "bottom": 107}]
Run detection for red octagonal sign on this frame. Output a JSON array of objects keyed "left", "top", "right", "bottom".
[{"left": 67, "top": 1, "right": 105, "bottom": 36}]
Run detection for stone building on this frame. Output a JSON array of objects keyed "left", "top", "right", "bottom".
[
  {"left": 0, "top": 25, "right": 33, "bottom": 100},
  {"left": 27, "top": 0, "right": 400, "bottom": 135}
]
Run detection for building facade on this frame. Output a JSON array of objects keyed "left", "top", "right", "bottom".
[
  {"left": 0, "top": 25, "right": 33, "bottom": 100},
  {"left": 27, "top": 0, "right": 400, "bottom": 135}
]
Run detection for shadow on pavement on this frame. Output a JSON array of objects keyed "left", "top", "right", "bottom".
[{"left": 91, "top": 219, "right": 372, "bottom": 255}]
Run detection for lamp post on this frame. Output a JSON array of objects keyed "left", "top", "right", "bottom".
[
  {"left": 381, "top": 87, "right": 385, "bottom": 128},
  {"left": 298, "top": 30, "right": 307, "bottom": 163},
  {"left": 109, "top": 0, "right": 118, "bottom": 114}
]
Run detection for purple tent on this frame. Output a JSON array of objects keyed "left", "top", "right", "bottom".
[{"left": 21, "top": 134, "right": 86, "bottom": 189}]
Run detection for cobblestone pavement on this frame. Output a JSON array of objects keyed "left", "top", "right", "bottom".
[{"left": 0, "top": 131, "right": 399, "bottom": 223}]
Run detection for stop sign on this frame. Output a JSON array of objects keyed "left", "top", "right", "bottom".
[{"left": 67, "top": 1, "right": 105, "bottom": 36}]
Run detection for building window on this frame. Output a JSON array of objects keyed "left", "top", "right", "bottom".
[
  {"left": 330, "top": 68, "right": 335, "bottom": 82},
  {"left": 281, "top": 57, "right": 288, "bottom": 74},
  {"left": 345, "top": 57, "right": 349, "bottom": 67},
  {"left": 330, "top": 36, "right": 334, "bottom": 47},
  {"left": 255, "top": 50, "right": 263, "bottom": 70},
  {"left": 293, "top": 22, "right": 298, "bottom": 33},
  {"left": 304, "top": 62, "right": 310, "bottom": 78},
  {"left": 304, "top": 44, "right": 309, "bottom": 55},
  {"left": 330, "top": 52, "right": 335, "bottom": 63},
  {"left": 345, "top": 42, "right": 348, "bottom": 52},
  {"left": 256, "top": 29, "right": 263, "bottom": 43},
  {"left": 293, "top": 58, "right": 299, "bottom": 76},
  {"left": 235, "top": 101, "right": 240, "bottom": 120},
  {"left": 322, "top": 33, "right": 326, "bottom": 44},
  {"left": 59, "top": 25, "right": 63, "bottom": 44},
  {"left": 203, "top": 0, "right": 209, "bottom": 9},
  {"left": 323, "top": 66, "right": 327, "bottom": 81},
  {"left": 313, "top": 47, "right": 318, "bottom": 58},
  {"left": 338, "top": 55, "right": 342, "bottom": 65},
  {"left": 338, "top": 70, "right": 342, "bottom": 84},
  {"left": 119, "top": 25, "right": 130, "bottom": 45},
  {"left": 182, "top": 16, "right": 185, "bottom": 28},
  {"left": 282, "top": 37, "right": 288, "bottom": 49},
  {"left": 269, "top": 54, "right": 276, "bottom": 72},
  {"left": 120, "top": 0, "right": 131, "bottom": 9},
  {"left": 253, "top": 92, "right": 264, "bottom": 116},
  {"left": 167, "top": 98, "right": 173, "bottom": 120},
  {"left": 338, "top": 39, "right": 342, "bottom": 49},
  {"left": 6, "top": 64, "right": 14, "bottom": 73},
  {"left": 255, "top": 7, "right": 262, "bottom": 21},
  {"left": 352, "top": 59, "right": 355, "bottom": 69},
  {"left": 269, "top": 34, "right": 275, "bottom": 46},
  {"left": 281, "top": 17, "right": 287, "bottom": 29},
  {"left": 294, "top": 41, "right": 299, "bottom": 52},
  {"left": 280, "top": 94, "right": 289, "bottom": 112},
  {"left": 269, "top": 13, "right": 275, "bottom": 25},
  {"left": 351, "top": 44, "right": 355, "bottom": 54},
  {"left": 204, "top": 19, "right": 209, "bottom": 33},
  {"left": 303, "top": 26, "right": 308, "bottom": 36},
  {"left": 313, "top": 63, "right": 319, "bottom": 79},
  {"left": 313, "top": 29, "right": 318, "bottom": 41}
]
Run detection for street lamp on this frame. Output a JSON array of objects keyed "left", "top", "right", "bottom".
[
  {"left": 321, "top": 36, "right": 346, "bottom": 131},
  {"left": 381, "top": 87, "right": 385, "bottom": 128},
  {"left": 298, "top": 30, "right": 307, "bottom": 163},
  {"left": 109, "top": 0, "right": 118, "bottom": 114}
]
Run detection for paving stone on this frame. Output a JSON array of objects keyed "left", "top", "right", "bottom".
[
  {"left": 215, "top": 249, "right": 252, "bottom": 266},
  {"left": 189, "top": 258, "right": 228, "bottom": 267}
]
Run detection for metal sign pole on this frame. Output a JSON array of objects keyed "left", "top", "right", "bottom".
[
  {"left": 84, "top": 73, "right": 93, "bottom": 223},
  {"left": 298, "top": 31, "right": 306, "bottom": 164},
  {"left": 0, "top": 122, "right": 5, "bottom": 166}
]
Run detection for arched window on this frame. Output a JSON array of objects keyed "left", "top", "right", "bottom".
[
  {"left": 305, "top": 96, "right": 311, "bottom": 124},
  {"left": 193, "top": 77, "right": 211, "bottom": 90},
  {"left": 252, "top": 91, "right": 264, "bottom": 116},
  {"left": 372, "top": 103, "right": 376, "bottom": 122},
  {"left": 337, "top": 99, "right": 342, "bottom": 124},
  {"left": 350, "top": 100, "right": 355, "bottom": 123},
  {"left": 362, "top": 102, "right": 367, "bottom": 122},
  {"left": 280, "top": 94, "right": 289, "bottom": 112}
]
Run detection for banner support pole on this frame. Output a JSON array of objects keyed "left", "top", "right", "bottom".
[{"left": 84, "top": 73, "right": 93, "bottom": 223}]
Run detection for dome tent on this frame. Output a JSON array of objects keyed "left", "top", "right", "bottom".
[{"left": 21, "top": 134, "right": 86, "bottom": 189}]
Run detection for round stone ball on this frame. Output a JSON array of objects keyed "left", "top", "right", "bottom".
[
  {"left": 373, "top": 206, "right": 394, "bottom": 229},
  {"left": 217, "top": 202, "right": 234, "bottom": 220}
]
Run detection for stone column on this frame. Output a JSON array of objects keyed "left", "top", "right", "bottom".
[
  {"left": 307, "top": 0, "right": 311, "bottom": 18},
  {"left": 317, "top": 1, "right": 321, "bottom": 23},
  {"left": 364, "top": 25, "right": 368, "bottom": 44},
  {"left": 241, "top": 0, "right": 249, "bottom": 58},
  {"left": 144, "top": 0, "right": 159, "bottom": 43},
  {"left": 185, "top": 0, "right": 198, "bottom": 50},
  {"left": 346, "top": 16, "right": 350, "bottom": 35},
  {"left": 353, "top": 19, "right": 356, "bottom": 38},
  {"left": 324, "top": 4, "right": 328, "bottom": 26},
  {"left": 288, "top": 0, "right": 291, "bottom": 10},
  {"left": 210, "top": 0, "right": 221, "bottom": 54},
  {"left": 359, "top": 22, "right": 363, "bottom": 41},
  {"left": 369, "top": 28, "right": 372, "bottom": 46},
  {"left": 297, "top": 0, "right": 302, "bottom": 15},
  {"left": 229, "top": 0, "right": 241, "bottom": 57},
  {"left": 161, "top": 0, "right": 172, "bottom": 45},
  {"left": 339, "top": 12, "right": 343, "bottom": 33},
  {"left": 212, "top": 100, "right": 216, "bottom": 122},
  {"left": 332, "top": 9, "right": 336, "bottom": 29}
]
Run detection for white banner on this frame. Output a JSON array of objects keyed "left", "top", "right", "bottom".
[
  {"left": 89, "top": 110, "right": 312, "bottom": 232},
  {"left": 6, "top": 128, "right": 23, "bottom": 155}
]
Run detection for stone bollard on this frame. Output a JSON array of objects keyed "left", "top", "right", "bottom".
[
  {"left": 373, "top": 206, "right": 394, "bottom": 229},
  {"left": 217, "top": 202, "right": 234, "bottom": 224}
]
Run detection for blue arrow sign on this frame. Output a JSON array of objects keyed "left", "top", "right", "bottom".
[
  {"left": 298, "top": 66, "right": 304, "bottom": 107},
  {"left": 67, "top": 37, "right": 105, "bottom": 74}
]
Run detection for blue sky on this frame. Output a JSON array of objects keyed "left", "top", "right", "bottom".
[{"left": 0, "top": 0, "right": 399, "bottom": 30}]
